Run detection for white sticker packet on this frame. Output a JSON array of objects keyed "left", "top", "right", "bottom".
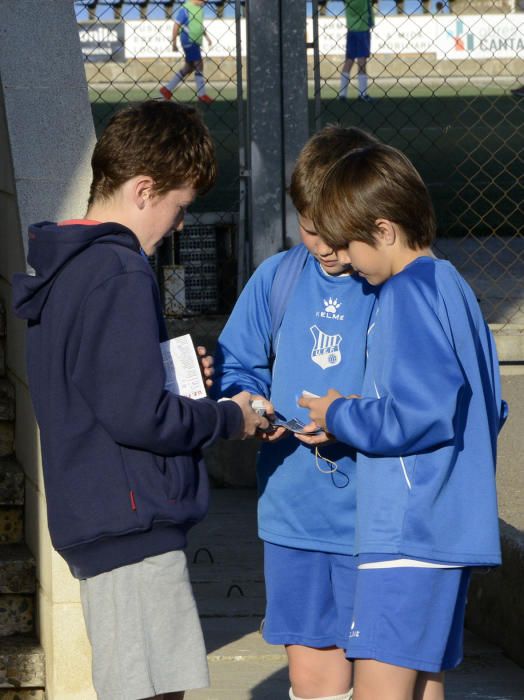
[{"left": 160, "top": 334, "right": 207, "bottom": 400}]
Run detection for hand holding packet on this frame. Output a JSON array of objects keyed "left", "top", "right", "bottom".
[
  {"left": 250, "top": 397, "right": 323, "bottom": 435},
  {"left": 161, "top": 334, "right": 207, "bottom": 399},
  {"left": 273, "top": 413, "right": 323, "bottom": 435}
]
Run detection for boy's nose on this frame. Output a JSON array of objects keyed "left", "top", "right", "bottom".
[
  {"left": 317, "top": 240, "right": 334, "bottom": 256},
  {"left": 337, "top": 249, "right": 352, "bottom": 266}
]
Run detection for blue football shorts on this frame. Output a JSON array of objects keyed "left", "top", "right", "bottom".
[
  {"left": 182, "top": 41, "right": 202, "bottom": 63},
  {"left": 344, "top": 556, "right": 471, "bottom": 672},
  {"left": 262, "top": 541, "right": 358, "bottom": 649},
  {"left": 346, "top": 30, "right": 371, "bottom": 59}
]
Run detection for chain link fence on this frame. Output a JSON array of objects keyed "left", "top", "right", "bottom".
[
  {"left": 76, "top": 0, "right": 523, "bottom": 346},
  {"left": 307, "top": 0, "right": 523, "bottom": 336},
  {"left": 77, "top": 0, "right": 247, "bottom": 345}
]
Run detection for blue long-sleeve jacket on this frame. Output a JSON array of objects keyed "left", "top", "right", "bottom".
[
  {"left": 214, "top": 251, "right": 376, "bottom": 554},
  {"left": 12, "top": 221, "right": 242, "bottom": 578},
  {"left": 327, "top": 257, "right": 506, "bottom": 566}
]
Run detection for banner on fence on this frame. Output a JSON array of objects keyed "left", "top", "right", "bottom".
[
  {"left": 432, "top": 15, "right": 524, "bottom": 59},
  {"left": 78, "top": 14, "right": 524, "bottom": 62},
  {"left": 314, "top": 14, "right": 524, "bottom": 59},
  {"left": 79, "top": 21, "right": 125, "bottom": 61}
]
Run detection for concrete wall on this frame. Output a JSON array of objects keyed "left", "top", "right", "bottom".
[
  {"left": 467, "top": 369, "right": 524, "bottom": 668},
  {"left": 0, "top": 1, "right": 97, "bottom": 697}
]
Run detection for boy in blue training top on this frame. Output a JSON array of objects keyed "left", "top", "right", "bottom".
[
  {"left": 213, "top": 126, "right": 379, "bottom": 700},
  {"left": 299, "top": 143, "right": 507, "bottom": 700}
]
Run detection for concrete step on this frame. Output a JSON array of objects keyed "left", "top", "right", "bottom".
[
  {"left": 0, "top": 426, "right": 14, "bottom": 460},
  {"left": 0, "top": 511, "right": 23, "bottom": 546},
  {"left": 190, "top": 546, "right": 266, "bottom": 617},
  {"left": 0, "top": 545, "right": 35, "bottom": 596},
  {"left": 190, "top": 557, "right": 264, "bottom": 580},
  {"left": 0, "top": 315, "right": 43, "bottom": 693},
  {"left": 0, "top": 597, "right": 34, "bottom": 637},
  {"left": 188, "top": 490, "right": 264, "bottom": 618},
  {"left": 194, "top": 583, "right": 266, "bottom": 618},
  {"left": 198, "top": 617, "right": 282, "bottom": 662},
  {"left": 187, "top": 492, "right": 259, "bottom": 556},
  {"left": 186, "top": 617, "right": 288, "bottom": 700},
  {"left": 0, "top": 303, "right": 4, "bottom": 378},
  {"left": 0, "top": 382, "right": 14, "bottom": 424},
  {"left": 186, "top": 624, "right": 524, "bottom": 700},
  {"left": 0, "top": 459, "right": 24, "bottom": 545},
  {"left": 0, "top": 374, "right": 15, "bottom": 457},
  {"left": 0, "top": 636, "right": 45, "bottom": 690},
  {"left": 0, "top": 459, "right": 24, "bottom": 508}
]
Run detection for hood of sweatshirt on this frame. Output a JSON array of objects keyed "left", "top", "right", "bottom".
[{"left": 12, "top": 221, "right": 141, "bottom": 322}]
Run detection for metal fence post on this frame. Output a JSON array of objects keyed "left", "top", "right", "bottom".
[
  {"left": 246, "top": 0, "right": 284, "bottom": 270},
  {"left": 281, "top": 1, "right": 309, "bottom": 248},
  {"left": 246, "top": 0, "right": 309, "bottom": 270},
  {"left": 236, "top": 0, "right": 249, "bottom": 296}
]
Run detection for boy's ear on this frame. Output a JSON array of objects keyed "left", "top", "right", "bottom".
[
  {"left": 134, "top": 176, "right": 155, "bottom": 210},
  {"left": 375, "top": 219, "right": 396, "bottom": 246}
]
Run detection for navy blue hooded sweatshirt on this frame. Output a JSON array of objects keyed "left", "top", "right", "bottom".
[{"left": 12, "top": 221, "right": 242, "bottom": 578}]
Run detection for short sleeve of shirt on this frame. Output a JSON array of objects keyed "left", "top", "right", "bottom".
[{"left": 174, "top": 7, "right": 188, "bottom": 26}]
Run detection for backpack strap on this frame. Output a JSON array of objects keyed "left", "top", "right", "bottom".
[{"left": 269, "top": 243, "right": 309, "bottom": 358}]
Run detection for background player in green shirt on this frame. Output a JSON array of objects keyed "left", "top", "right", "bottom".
[
  {"left": 339, "top": 0, "right": 375, "bottom": 102},
  {"left": 160, "top": 0, "right": 214, "bottom": 104}
]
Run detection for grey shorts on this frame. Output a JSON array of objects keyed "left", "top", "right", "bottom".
[{"left": 80, "top": 550, "right": 209, "bottom": 700}]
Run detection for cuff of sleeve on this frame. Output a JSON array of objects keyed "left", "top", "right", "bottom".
[
  {"left": 326, "top": 397, "right": 348, "bottom": 438},
  {"left": 217, "top": 398, "right": 243, "bottom": 439}
]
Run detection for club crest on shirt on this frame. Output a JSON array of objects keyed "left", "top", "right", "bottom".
[
  {"left": 316, "top": 297, "right": 344, "bottom": 321},
  {"left": 310, "top": 325, "right": 342, "bottom": 369}
]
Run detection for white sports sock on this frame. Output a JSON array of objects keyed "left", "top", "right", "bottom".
[
  {"left": 289, "top": 688, "right": 353, "bottom": 700},
  {"left": 339, "top": 71, "right": 350, "bottom": 98},
  {"left": 166, "top": 71, "right": 184, "bottom": 92},
  {"left": 358, "top": 73, "right": 369, "bottom": 96},
  {"left": 195, "top": 71, "right": 206, "bottom": 97}
]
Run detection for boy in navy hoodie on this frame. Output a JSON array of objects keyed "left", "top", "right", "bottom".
[
  {"left": 13, "top": 100, "right": 268, "bottom": 700},
  {"left": 299, "top": 143, "right": 506, "bottom": 700}
]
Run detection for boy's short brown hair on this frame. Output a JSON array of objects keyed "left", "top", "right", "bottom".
[
  {"left": 88, "top": 101, "right": 216, "bottom": 206},
  {"left": 289, "top": 125, "right": 379, "bottom": 217},
  {"left": 312, "top": 143, "right": 436, "bottom": 250}
]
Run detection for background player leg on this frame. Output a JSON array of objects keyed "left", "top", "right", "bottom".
[
  {"left": 339, "top": 58, "right": 354, "bottom": 99},
  {"left": 194, "top": 58, "right": 213, "bottom": 102},
  {"left": 161, "top": 62, "right": 194, "bottom": 100},
  {"left": 356, "top": 58, "right": 369, "bottom": 99}
]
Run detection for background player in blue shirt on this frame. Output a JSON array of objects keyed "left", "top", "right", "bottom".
[
  {"left": 299, "top": 143, "right": 507, "bottom": 700},
  {"left": 160, "top": 0, "right": 214, "bottom": 104},
  {"left": 214, "top": 126, "right": 380, "bottom": 700}
]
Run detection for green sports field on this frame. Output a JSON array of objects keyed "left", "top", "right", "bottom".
[{"left": 89, "top": 83, "right": 523, "bottom": 238}]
